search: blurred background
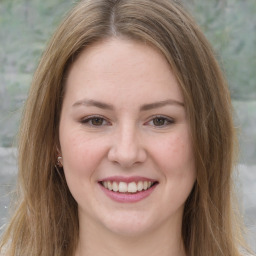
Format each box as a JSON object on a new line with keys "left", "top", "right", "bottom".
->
{"left": 0, "top": 0, "right": 255, "bottom": 251}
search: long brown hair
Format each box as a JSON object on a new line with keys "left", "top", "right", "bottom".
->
{"left": 0, "top": 0, "right": 251, "bottom": 255}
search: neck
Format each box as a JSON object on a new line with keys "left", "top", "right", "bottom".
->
{"left": 75, "top": 214, "right": 186, "bottom": 256}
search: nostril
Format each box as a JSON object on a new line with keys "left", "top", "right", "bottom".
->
{"left": 108, "top": 147, "right": 147, "bottom": 168}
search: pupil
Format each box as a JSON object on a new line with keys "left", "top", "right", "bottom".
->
{"left": 153, "top": 118, "right": 164, "bottom": 126}
{"left": 92, "top": 118, "right": 103, "bottom": 125}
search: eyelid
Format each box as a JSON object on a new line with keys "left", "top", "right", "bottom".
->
{"left": 79, "top": 114, "right": 174, "bottom": 127}
{"left": 80, "top": 115, "right": 111, "bottom": 126}
{"left": 144, "top": 115, "right": 175, "bottom": 127}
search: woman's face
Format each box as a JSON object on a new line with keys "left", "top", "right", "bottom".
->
{"left": 59, "top": 38, "right": 196, "bottom": 236}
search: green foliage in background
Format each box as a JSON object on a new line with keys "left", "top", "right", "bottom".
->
{"left": 0, "top": 0, "right": 74, "bottom": 146}
{"left": 0, "top": 0, "right": 255, "bottom": 164}
{"left": 183, "top": 0, "right": 256, "bottom": 100}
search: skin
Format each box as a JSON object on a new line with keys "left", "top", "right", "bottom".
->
{"left": 59, "top": 38, "right": 196, "bottom": 256}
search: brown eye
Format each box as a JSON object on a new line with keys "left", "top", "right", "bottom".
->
{"left": 81, "top": 116, "right": 109, "bottom": 126}
{"left": 145, "top": 116, "right": 174, "bottom": 128}
{"left": 91, "top": 117, "right": 104, "bottom": 126}
{"left": 153, "top": 117, "right": 166, "bottom": 126}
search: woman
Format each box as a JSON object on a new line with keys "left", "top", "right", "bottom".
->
{"left": 0, "top": 0, "right": 253, "bottom": 255}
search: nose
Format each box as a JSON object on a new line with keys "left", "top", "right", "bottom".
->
{"left": 107, "top": 124, "right": 147, "bottom": 168}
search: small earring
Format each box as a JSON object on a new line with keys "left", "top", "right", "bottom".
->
{"left": 57, "top": 156, "right": 63, "bottom": 167}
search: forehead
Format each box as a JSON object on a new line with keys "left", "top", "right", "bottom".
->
{"left": 64, "top": 38, "right": 184, "bottom": 105}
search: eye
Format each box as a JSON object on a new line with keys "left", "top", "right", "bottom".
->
{"left": 145, "top": 116, "right": 174, "bottom": 127}
{"left": 81, "top": 116, "right": 110, "bottom": 127}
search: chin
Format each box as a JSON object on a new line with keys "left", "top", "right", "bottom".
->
{"left": 99, "top": 211, "right": 155, "bottom": 237}
{"left": 105, "top": 223, "right": 151, "bottom": 237}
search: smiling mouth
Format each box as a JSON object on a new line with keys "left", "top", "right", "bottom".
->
{"left": 99, "top": 181, "right": 158, "bottom": 193}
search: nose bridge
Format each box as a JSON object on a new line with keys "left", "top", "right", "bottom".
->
{"left": 108, "top": 121, "right": 146, "bottom": 167}
{"left": 120, "top": 122, "right": 136, "bottom": 149}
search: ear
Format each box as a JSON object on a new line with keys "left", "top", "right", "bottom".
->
{"left": 56, "top": 147, "right": 62, "bottom": 155}
{"left": 55, "top": 143, "right": 63, "bottom": 167}
{"left": 57, "top": 156, "right": 63, "bottom": 166}
{"left": 55, "top": 138, "right": 62, "bottom": 155}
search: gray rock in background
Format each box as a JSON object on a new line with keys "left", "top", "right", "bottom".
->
{"left": 0, "top": 147, "right": 255, "bottom": 251}
{"left": 238, "top": 164, "right": 256, "bottom": 251}
{"left": 0, "top": 148, "right": 17, "bottom": 232}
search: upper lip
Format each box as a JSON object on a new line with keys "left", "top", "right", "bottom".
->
{"left": 99, "top": 176, "right": 157, "bottom": 183}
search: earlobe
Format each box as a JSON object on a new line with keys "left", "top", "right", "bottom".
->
{"left": 57, "top": 156, "right": 63, "bottom": 167}
{"left": 56, "top": 146, "right": 63, "bottom": 167}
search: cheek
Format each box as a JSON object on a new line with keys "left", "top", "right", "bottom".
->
{"left": 59, "top": 130, "right": 107, "bottom": 178}
{"left": 59, "top": 133, "right": 108, "bottom": 202}
{"left": 153, "top": 131, "right": 194, "bottom": 171}
{"left": 149, "top": 128, "right": 196, "bottom": 193}
{"left": 161, "top": 133, "right": 196, "bottom": 203}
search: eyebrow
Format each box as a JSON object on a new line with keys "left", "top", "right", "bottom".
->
{"left": 72, "top": 99, "right": 114, "bottom": 110}
{"left": 72, "top": 98, "right": 184, "bottom": 110}
{"left": 140, "top": 99, "right": 184, "bottom": 111}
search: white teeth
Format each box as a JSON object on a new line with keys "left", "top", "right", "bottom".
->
{"left": 112, "top": 181, "right": 119, "bottom": 192}
{"left": 143, "top": 181, "right": 148, "bottom": 190}
{"left": 127, "top": 182, "right": 137, "bottom": 193}
{"left": 103, "top": 181, "right": 108, "bottom": 188}
{"left": 137, "top": 181, "right": 143, "bottom": 191}
{"left": 119, "top": 182, "right": 128, "bottom": 192}
{"left": 102, "top": 180, "right": 155, "bottom": 193}
{"left": 107, "top": 181, "right": 112, "bottom": 191}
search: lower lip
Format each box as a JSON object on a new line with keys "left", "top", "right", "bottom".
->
{"left": 99, "top": 183, "right": 157, "bottom": 203}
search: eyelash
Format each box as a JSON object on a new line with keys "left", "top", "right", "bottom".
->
{"left": 80, "top": 115, "right": 111, "bottom": 127}
{"left": 145, "top": 115, "right": 174, "bottom": 127}
{"left": 80, "top": 115, "right": 174, "bottom": 127}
